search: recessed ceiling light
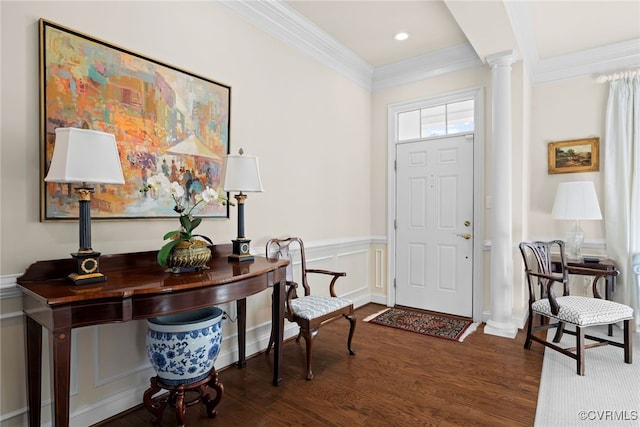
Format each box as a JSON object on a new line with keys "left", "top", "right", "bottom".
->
{"left": 394, "top": 32, "right": 410, "bottom": 41}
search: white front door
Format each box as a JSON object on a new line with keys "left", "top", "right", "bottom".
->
{"left": 395, "top": 134, "right": 474, "bottom": 317}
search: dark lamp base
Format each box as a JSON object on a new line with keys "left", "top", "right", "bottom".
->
{"left": 68, "top": 272, "right": 106, "bottom": 285}
{"left": 69, "top": 251, "right": 106, "bottom": 285}
{"left": 229, "top": 239, "right": 254, "bottom": 262}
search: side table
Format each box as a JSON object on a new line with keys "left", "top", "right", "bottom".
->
{"left": 551, "top": 255, "right": 618, "bottom": 336}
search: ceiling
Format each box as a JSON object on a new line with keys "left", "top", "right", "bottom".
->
{"left": 284, "top": 1, "right": 640, "bottom": 67}
{"left": 222, "top": 1, "right": 640, "bottom": 89}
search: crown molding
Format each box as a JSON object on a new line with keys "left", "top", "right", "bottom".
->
{"left": 532, "top": 38, "right": 640, "bottom": 84}
{"left": 504, "top": 1, "right": 640, "bottom": 85}
{"left": 222, "top": 0, "right": 639, "bottom": 90}
{"left": 220, "top": 0, "right": 374, "bottom": 90}
{"left": 372, "top": 43, "right": 483, "bottom": 91}
{"left": 220, "top": 0, "right": 481, "bottom": 92}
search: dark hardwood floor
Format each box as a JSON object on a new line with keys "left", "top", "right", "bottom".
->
{"left": 96, "top": 303, "right": 543, "bottom": 427}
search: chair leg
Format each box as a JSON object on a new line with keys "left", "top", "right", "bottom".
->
{"left": 552, "top": 321, "right": 565, "bottom": 343}
{"left": 301, "top": 328, "right": 317, "bottom": 381}
{"left": 343, "top": 314, "right": 356, "bottom": 355}
{"left": 624, "top": 319, "right": 632, "bottom": 364}
{"left": 524, "top": 312, "right": 534, "bottom": 350}
{"left": 576, "top": 326, "right": 585, "bottom": 376}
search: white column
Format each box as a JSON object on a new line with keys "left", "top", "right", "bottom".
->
{"left": 484, "top": 51, "right": 518, "bottom": 339}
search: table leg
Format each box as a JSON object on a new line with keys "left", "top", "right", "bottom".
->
{"left": 25, "top": 316, "right": 42, "bottom": 427}
{"left": 272, "top": 279, "right": 285, "bottom": 385}
{"left": 236, "top": 298, "right": 247, "bottom": 368}
{"left": 606, "top": 274, "right": 614, "bottom": 336}
{"left": 51, "top": 328, "right": 72, "bottom": 426}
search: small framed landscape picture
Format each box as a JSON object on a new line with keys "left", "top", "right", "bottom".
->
{"left": 548, "top": 137, "right": 599, "bottom": 174}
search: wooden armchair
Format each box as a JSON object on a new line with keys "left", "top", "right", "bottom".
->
{"left": 265, "top": 237, "right": 356, "bottom": 380}
{"left": 519, "top": 240, "right": 632, "bottom": 375}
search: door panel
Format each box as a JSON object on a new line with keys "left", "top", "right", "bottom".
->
{"left": 395, "top": 135, "right": 473, "bottom": 317}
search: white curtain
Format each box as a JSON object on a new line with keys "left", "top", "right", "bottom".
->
{"left": 604, "top": 75, "right": 640, "bottom": 330}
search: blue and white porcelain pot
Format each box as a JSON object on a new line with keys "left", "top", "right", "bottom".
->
{"left": 146, "top": 307, "right": 223, "bottom": 386}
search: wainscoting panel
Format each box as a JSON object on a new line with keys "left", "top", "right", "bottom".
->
{"left": 0, "top": 239, "right": 556, "bottom": 424}
{"left": 95, "top": 321, "right": 150, "bottom": 387}
{"left": 0, "top": 237, "right": 381, "bottom": 427}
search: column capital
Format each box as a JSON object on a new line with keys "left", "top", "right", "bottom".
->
{"left": 486, "top": 50, "right": 515, "bottom": 68}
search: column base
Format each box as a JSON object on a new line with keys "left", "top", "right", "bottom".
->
{"left": 484, "top": 319, "right": 518, "bottom": 339}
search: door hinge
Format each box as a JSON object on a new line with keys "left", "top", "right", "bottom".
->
{"left": 394, "top": 160, "right": 397, "bottom": 171}
{"left": 394, "top": 219, "right": 397, "bottom": 230}
{"left": 393, "top": 278, "right": 396, "bottom": 288}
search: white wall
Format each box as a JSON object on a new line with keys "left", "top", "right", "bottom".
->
{"left": 0, "top": 1, "right": 617, "bottom": 425}
{"left": 529, "top": 76, "right": 609, "bottom": 250}
{"left": 0, "top": 1, "right": 374, "bottom": 425}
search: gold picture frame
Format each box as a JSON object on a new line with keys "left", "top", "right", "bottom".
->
{"left": 548, "top": 137, "right": 599, "bottom": 174}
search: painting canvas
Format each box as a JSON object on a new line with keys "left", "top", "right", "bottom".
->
{"left": 547, "top": 137, "right": 599, "bottom": 174}
{"left": 40, "top": 19, "right": 231, "bottom": 220}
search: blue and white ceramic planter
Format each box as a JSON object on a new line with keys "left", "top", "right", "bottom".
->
{"left": 146, "top": 307, "right": 223, "bottom": 386}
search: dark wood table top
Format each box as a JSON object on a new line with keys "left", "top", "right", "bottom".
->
{"left": 17, "top": 244, "right": 288, "bottom": 307}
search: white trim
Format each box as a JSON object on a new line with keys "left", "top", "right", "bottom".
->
{"left": 0, "top": 310, "right": 23, "bottom": 320}
{"left": 505, "top": 1, "right": 640, "bottom": 85}
{"left": 219, "top": 0, "right": 373, "bottom": 90}
{"left": 386, "top": 87, "right": 485, "bottom": 322}
{"left": 375, "top": 249, "right": 384, "bottom": 289}
{"left": 223, "top": 0, "right": 639, "bottom": 91}
{"left": 0, "top": 274, "right": 21, "bottom": 299}
{"left": 372, "top": 43, "right": 482, "bottom": 91}
{"left": 503, "top": 0, "right": 538, "bottom": 66}
{"left": 482, "top": 309, "right": 528, "bottom": 330}
{"left": 532, "top": 39, "right": 640, "bottom": 85}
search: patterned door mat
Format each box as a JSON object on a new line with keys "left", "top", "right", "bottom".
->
{"left": 364, "top": 307, "right": 477, "bottom": 342}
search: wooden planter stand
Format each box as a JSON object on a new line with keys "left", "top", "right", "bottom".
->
{"left": 143, "top": 369, "right": 223, "bottom": 426}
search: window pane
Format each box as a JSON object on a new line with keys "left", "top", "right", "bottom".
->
{"left": 446, "top": 100, "right": 474, "bottom": 134}
{"left": 398, "top": 110, "right": 420, "bottom": 141}
{"left": 421, "top": 105, "right": 446, "bottom": 137}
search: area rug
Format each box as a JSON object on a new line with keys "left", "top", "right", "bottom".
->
{"left": 363, "top": 307, "right": 478, "bottom": 342}
{"left": 534, "top": 325, "right": 640, "bottom": 427}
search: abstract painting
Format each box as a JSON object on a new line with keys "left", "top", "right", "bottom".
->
{"left": 40, "top": 19, "right": 231, "bottom": 220}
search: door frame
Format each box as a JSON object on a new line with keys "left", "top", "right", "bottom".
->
{"left": 386, "top": 87, "right": 485, "bottom": 322}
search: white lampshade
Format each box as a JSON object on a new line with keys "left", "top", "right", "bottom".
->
{"left": 222, "top": 149, "right": 264, "bottom": 192}
{"left": 551, "top": 181, "right": 602, "bottom": 220}
{"left": 45, "top": 127, "right": 125, "bottom": 184}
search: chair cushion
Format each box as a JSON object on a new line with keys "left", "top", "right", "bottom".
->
{"left": 532, "top": 295, "right": 633, "bottom": 326}
{"left": 290, "top": 296, "right": 352, "bottom": 320}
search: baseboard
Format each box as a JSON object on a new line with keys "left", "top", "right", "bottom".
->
{"left": 482, "top": 309, "right": 528, "bottom": 330}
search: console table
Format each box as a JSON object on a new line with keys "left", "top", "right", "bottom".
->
{"left": 16, "top": 244, "right": 288, "bottom": 427}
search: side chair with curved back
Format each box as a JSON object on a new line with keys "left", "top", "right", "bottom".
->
{"left": 265, "top": 237, "right": 356, "bottom": 380}
{"left": 519, "top": 240, "right": 633, "bottom": 375}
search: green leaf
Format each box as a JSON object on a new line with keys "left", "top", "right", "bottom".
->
{"left": 190, "top": 216, "right": 202, "bottom": 231}
{"left": 179, "top": 215, "right": 193, "bottom": 233}
{"left": 157, "top": 239, "right": 185, "bottom": 266}
{"left": 162, "top": 230, "right": 184, "bottom": 241}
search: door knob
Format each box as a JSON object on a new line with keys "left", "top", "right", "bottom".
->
{"left": 456, "top": 233, "right": 472, "bottom": 240}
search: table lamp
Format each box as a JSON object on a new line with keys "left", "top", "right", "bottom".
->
{"left": 44, "top": 127, "right": 125, "bottom": 284}
{"left": 222, "top": 148, "right": 264, "bottom": 262}
{"left": 551, "top": 181, "right": 602, "bottom": 260}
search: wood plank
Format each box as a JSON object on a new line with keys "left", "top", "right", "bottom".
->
{"left": 95, "top": 303, "right": 543, "bottom": 426}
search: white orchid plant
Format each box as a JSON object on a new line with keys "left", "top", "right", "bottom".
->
{"left": 141, "top": 173, "right": 232, "bottom": 267}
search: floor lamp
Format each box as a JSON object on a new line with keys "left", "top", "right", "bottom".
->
{"left": 44, "top": 127, "right": 125, "bottom": 284}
